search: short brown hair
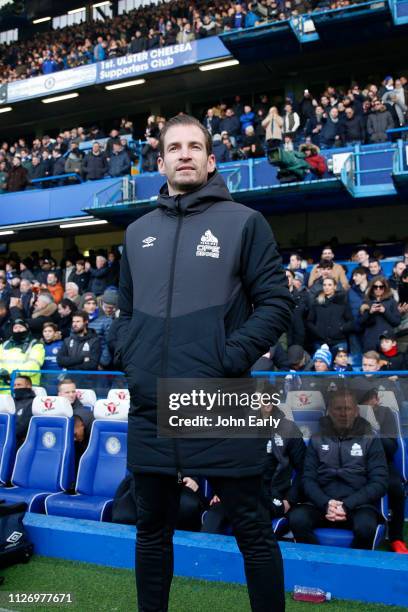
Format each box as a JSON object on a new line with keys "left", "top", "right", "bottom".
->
{"left": 43, "top": 322, "right": 58, "bottom": 332}
{"left": 159, "top": 114, "right": 212, "bottom": 157}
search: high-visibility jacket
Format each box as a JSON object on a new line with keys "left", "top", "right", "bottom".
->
{"left": 0, "top": 336, "right": 45, "bottom": 387}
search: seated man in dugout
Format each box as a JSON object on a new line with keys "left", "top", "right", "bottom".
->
{"left": 289, "top": 388, "right": 388, "bottom": 550}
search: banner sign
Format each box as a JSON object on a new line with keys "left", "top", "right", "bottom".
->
{"left": 7, "top": 63, "right": 97, "bottom": 103}
{"left": 1, "top": 37, "right": 229, "bottom": 104}
{"left": 96, "top": 41, "right": 197, "bottom": 84}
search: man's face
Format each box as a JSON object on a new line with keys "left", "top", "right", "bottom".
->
{"left": 47, "top": 273, "right": 57, "bottom": 286}
{"left": 369, "top": 261, "right": 381, "bottom": 276}
{"left": 380, "top": 338, "right": 395, "bottom": 353}
{"left": 362, "top": 357, "right": 380, "bottom": 372}
{"left": 285, "top": 271, "right": 294, "bottom": 289}
{"left": 72, "top": 316, "right": 86, "bottom": 334}
{"left": 356, "top": 250, "right": 369, "bottom": 265}
{"left": 321, "top": 267, "right": 333, "bottom": 279}
{"left": 58, "top": 303, "right": 70, "bottom": 317}
{"left": 59, "top": 382, "right": 77, "bottom": 404}
{"left": 395, "top": 262, "right": 406, "bottom": 277}
{"left": 157, "top": 124, "right": 215, "bottom": 196}
{"left": 322, "top": 248, "right": 334, "bottom": 261}
{"left": 76, "top": 262, "right": 84, "bottom": 273}
{"left": 96, "top": 256, "right": 106, "bottom": 269}
{"left": 66, "top": 284, "right": 78, "bottom": 298}
{"left": 334, "top": 351, "right": 348, "bottom": 367}
{"left": 346, "top": 108, "right": 354, "bottom": 119}
{"left": 14, "top": 377, "right": 31, "bottom": 389}
{"left": 102, "top": 302, "right": 116, "bottom": 316}
{"left": 352, "top": 272, "right": 366, "bottom": 286}
{"left": 289, "top": 255, "right": 300, "bottom": 269}
{"left": 42, "top": 326, "right": 56, "bottom": 342}
{"left": 328, "top": 396, "right": 358, "bottom": 432}
{"left": 0, "top": 306, "right": 6, "bottom": 318}
{"left": 83, "top": 299, "right": 97, "bottom": 314}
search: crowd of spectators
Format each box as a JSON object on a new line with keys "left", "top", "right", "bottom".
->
{"left": 0, "top": 0, "right": 367, "bottom": 84}
{"left": 0, "top": 241, "right": 407, "bottom": 551}
{"left": 0, "top": 73, "right": 405, "bottom": 192}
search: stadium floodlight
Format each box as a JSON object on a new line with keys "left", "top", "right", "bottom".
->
{"left": 59, "top": 220, "right": 109, "bottom": 229}
{"left": 199, "top": 59, "right": 239, "bottom": 72}
{"left": 93, "top": 1, "right": 110, "bottom": 7}
{"left": 0, "top": 106, "right": 12, "bottom": 114}
{"left": 42, "top": 93, "right": 79, "bottom": 104}
{"left": 0, "top": 230, "right": 14, "bottom": 235}
{"left": 105, "top": 79, "right": 146, "bottom": 91}
{"left": 68, "top": 6, "right": 85, "bottom": 14}
{"left": 32, "top": 16, "right": 51, "bottom": 24}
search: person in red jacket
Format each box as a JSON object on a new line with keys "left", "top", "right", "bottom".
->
{"left": 300, "top": 143, "right": 328, "bottom": 179}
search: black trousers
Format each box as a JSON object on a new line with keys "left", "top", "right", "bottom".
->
{"left": 289, "top": 503, "right": 379, "bottom": 550}
{"left": 388, "top": 465, "right": 406, "bottom": 542}
{"left": 131, "top": 472, "right": 285, "bottom": 612}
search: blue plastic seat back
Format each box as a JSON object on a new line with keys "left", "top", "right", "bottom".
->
{"left": 76, "top": 420, "right": 128, "bottom": 497}
{"left": 12, "top": 416, "right": 74, "bottom": 492}
{"left": 0, "top": 413, "right": 16, "bottom": 484}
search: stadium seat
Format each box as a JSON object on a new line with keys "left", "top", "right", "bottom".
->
{"left": 313, "top": 496, "right": 388, "bottom": 550}
{"left": 107, "top": 388, "right": 130, "bottom": 403}
{"left": 377, "top": 390, "right": 399, "bottom": 413}
{"left": 285, "top": 390, "right": 326, "bottom": 412}
{"left": 32, "top": 386, "right": 47, "bottom": 397}
{"left": 45, "top": 398, "right": 129, "bottom": 521}
{"left": 0, "top": 396, "right": 74, "bottom": 512}
{"left": 75, "top": 389, "right": 97, "bottom": 410}
{"left": 0, "top": 395, "right": 16, "bottom": 485}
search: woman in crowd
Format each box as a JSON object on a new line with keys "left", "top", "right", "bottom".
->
{"left": 359, "top": 276, "right": 401, "bottom": 351}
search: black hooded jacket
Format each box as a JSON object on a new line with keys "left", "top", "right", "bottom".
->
{"left": 303, "top": 415, "right": 388, "bottom": 513}
{"left": 57, "top": 328, "right": 101, "bottom": 370}
{"left": 117, "top": 171, "right": 294, "bottom": 477}
{"left": 307, "top": 292, "right": 355, "bottom": 347}
{"left": 14, "top": 387, "right": 36, "bottom": 446}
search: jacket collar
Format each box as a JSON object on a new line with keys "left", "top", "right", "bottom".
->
{"left": 157, "top": 170, "right": 233, "bottom": 215}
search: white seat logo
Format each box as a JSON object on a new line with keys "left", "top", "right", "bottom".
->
{"left": 42, "top": 431, "right": 56, "bottom": 449}
{"left": 142, "top": 236, "right": 156, "bottom": 248}
{"left": 106, "top": 436, "right": 121, "bottom": 455}
{"left": 196, "top": 229, "right": 220, "bottom": 259}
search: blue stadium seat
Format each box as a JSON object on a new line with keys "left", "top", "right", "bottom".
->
{"left": 0, "top": 396, "right": 74, "bottom": 512}
{"left": 45, "top": 398, "right": 129, "bottom": 521}
{"left": 0, "top": 396, "right": 16, "bottom": 485}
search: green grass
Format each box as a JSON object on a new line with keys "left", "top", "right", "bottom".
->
{"left": 1, "top": 556, "right": 407, "bottom": 612}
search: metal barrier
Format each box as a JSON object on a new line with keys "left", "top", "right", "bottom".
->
{"left": 30, "top": 173, "right": 82, "bottom": 187}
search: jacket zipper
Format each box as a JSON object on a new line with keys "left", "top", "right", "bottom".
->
{"left": 162, "top": 202, "right": 184, "bottom": 484}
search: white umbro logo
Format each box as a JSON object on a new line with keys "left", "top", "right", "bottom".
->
{"left": 6, "top": 531, "right": 23, "bottom": 544}
{"left": 196, "top": 229, "right": 220, "bottom": 259}
{"left": 142, "top": 236, "right": 156, "bottom": 248}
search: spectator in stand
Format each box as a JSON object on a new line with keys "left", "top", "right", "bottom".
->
{"left": 89, "top": 289, "right": 118, "bottom": 368}
{"left": 359, "top": 277, "right": 401, "bottom": 351}
{"left": 7, "top": 157, "right": 28, "bottom": 192}
{"left": 141, "top": 131, "right": 160, "bottom": 173}
{"left": 88, "top": 255, "right": 110, "bottom": 296}
{"left": 0, "top": 318, "right": 44, "bottom": 388}
{"left": 240, "top": 125, "right": 264, "bottom": 158}
{"left": 64, "top": 282, "right": 81, "bottom": 307}
{"left": 68, "top": 259, "right": 90, "bottom": 294}
{"left": 282, "top": 102, "right": 300, "bottom": 141}
{"left": 57, "top": 311, "right": 101, "bottom": 371}
{"left": 0, "top": 300, "right": 13, "bottom": 341}
{"left": 289, "top": 389, "right": 388, "bottom": 550}
{"left": 286, "top": 269, "right": 308, "bottom": 348}
{"left": 239, "top": 104, "right": 255, "bottom": 134}
{"left": 212, "top": 134, "right": 230, "bottom": 163}
{"left": 340, "top": 107, "right": 365, "bottom": 146}
{"left": 348, "top": 266, "right": 369, "bottom": 358}
{"left": 13, "top": 374, "right": 36, "bottom": 447}
{"left": 287, "top": 253, "right": 308, "bottom": 284}
{"left": 382, "top": 79, "right": 407, "bottom": 127}
{"left": 305, "top": 105, "right": 325, "bottom": 147}
{"left": 46, "top": 272, "right": 64, "bottom": 304}
{"left": 378, "top": 330, "right": 407, "bottom": 370}
{"left": 41, "top": 322, "right": 63, "bottom": 371}
{"left": 367, "top": 101, "right": 394, "bottom": 143}
{"left": 106, "top": 251, "right": 120, "bottom": 287}
{"left": 389, "top": 261, "right": 406, "bottom": 291}
{"left": 27, "top": 155, "right": 45, "bottom": 185}
{"left": 0, "top": 160, "right": 8, "bottom": 193}
{"left": 56, "top": 298, "right": 77, "bottom": 339}
{"left": 202, "top": 109, "right": 220, "bottom": 136}
{"left": 308, "top": 246, "right": 349, "bottom": 290}
{"left": 65, "top": 142, "right": 83, "bottom": 178}
{"left": 368, "top": 258, "right": 384, "bottom": 280}
{"left": 310, "top": 343, "right": 332, "bottom": 372}
{"left": 355, "top": 248, "right": 370, "bottom": 270}
{"left": 262, "top": 106, "right": 283, "bottom": 151}
{"left": 219, "top": 108, "right": 241, "bottom": 145}
{"left": 285, "top": 345, "right": 314, "bottom": 372}
{"left": 17, "top": 292, "right": 59, "bottom": 339}
{"left": 108, "top": 141, "right": 131, "bottom": 177}
{"left": 299, "top": 144, "right": 327, "bottom": 180}
{"left": 51, "top": 148, "right": 66, "bottom": 178}
{"left": 83, "top": 142, "right": 108, "bottom": 181}
{"left": 331, "top": 346, "right": 353, "bottom": 372}
{"left": 307, "top": 277, "right": 354, "bottom": 352}
{"left": 80, "top": 292, "right": 99, "bottom": 322}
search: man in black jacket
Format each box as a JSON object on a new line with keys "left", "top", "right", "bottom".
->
{"left": 117, "top": 114, "right": 293, "bottom": 612}
{"left": 289, "top": 389, "right": 388, "bottom": 549}
{"left": 57, "top": 311, "right": 101, "bottom": 371}
{"left": 13, "top": 374, "right": 36, "bottom": 447}
{"left": 83, "top": 142, "right": 108, "bottom": 181}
